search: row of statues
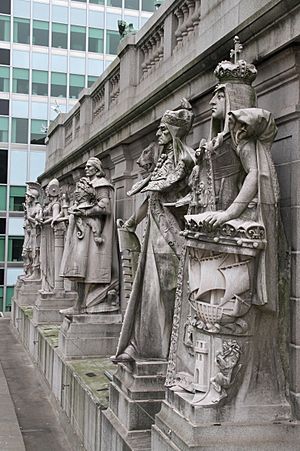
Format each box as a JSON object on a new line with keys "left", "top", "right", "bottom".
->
{"left": 21, "top": 37, "right": 283, "bottom": 409}
{"left": 22, "top": 157, "right": 119, "bottom": 315}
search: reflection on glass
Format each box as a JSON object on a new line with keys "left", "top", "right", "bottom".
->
{"left": 33, "top": 20, "right": 49, "bottom": 46}
{"left": 70, "top": 25, "right": 86, "bottom": 51}
{"left": 106, "top": 30, "right": 120, "bottom": 55}
{"left": 32, "top": 70, "right": 48, "bottom": 96}
{"left": 0, "top": 116, "right": 9, "bottom": 142}
{"left": 0, "top": 66, "right": 10, "bottom": 92}
{"left": 12, "top": 68, "right": 29, "bottom": 94}
{"left": 69, "top": 74, "right": 85, "bottom": 99}
{"left": 51, "top": 72, "right": 67, "bottom": 97}
{"left": 0, "top": 15, "right": 10, "bottom": 41}
{"left": 10, "top": 150, "right": 27, "bottom": 185}
{"left": 13, "top": 17, "right": 30, "bottom": 44}
{"left": 11, "top": 118, "right": 28, "bottom": 144}
{"left": 52, "top": 22, "right": 68, "bottom": 49}
{"left": 88, "top": 28, "right": 104, "bottom": 53}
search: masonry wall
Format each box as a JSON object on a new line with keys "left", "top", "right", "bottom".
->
{"left": 40, "top": 0, "right": 300, "bottom": 419}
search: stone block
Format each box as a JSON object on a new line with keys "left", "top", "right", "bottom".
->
{"left": 291, "top": 207, "right": 300, "bottom": 252}
{"left": 14, "top": 279, "right": 41, "bottom": 307}
{"left": 291, "top": 252, "right": 300, "bottom": 298}
{"left": 152, "top": 400, "right": 300, "bottom": 451}
{"left": 32, "top": 290, "right": 77, "bottom": 325}
{"left": 289, "top": 343, "right": 300, "bottom": 393}
{"left": 290, "top": 297, "right": 300, "bottom": 345}
{"left": 58, "top": 314, "right": 122, "bottom": 358}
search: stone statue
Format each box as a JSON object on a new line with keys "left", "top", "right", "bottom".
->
{"left": 60, "top": 158, "right": 119, "bottom": 315}
{"left": 115, "top": 99, "right": 195, "bottom": 361}
{"left": 118, "top": 20, "right": 136, "bottom": 39}
{"left": 22, "top": 182, "right": 43, "bottom": 280}
{"left": 166, "top": 39, "right": 286, "bottom": 414}
{"left": 38, "top": 178, "right": 62, "bottom": 292}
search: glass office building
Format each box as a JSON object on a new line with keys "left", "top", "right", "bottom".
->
{"left": 0, "top": 0, "right": 153, "bottom": 312}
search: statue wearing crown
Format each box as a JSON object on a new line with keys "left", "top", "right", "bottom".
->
{"left": 115, "top": 99, "right": 195, "bottom": 361}
{"left": 165, "top": 38, "right": 289, "bottom": 417}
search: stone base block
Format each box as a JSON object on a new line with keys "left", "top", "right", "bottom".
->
{"left": 32, "top": 290, "right": 78, "bottom": 325}
{"left": 152, "top": 399, "right": 300, "bottom": 451}
{"left": 14, "top": 278, "right": 41, "bottom": 306}
{"left": 101, "top": 360, "right": 167, "bottom": 450}
{"left": 58, "top": 313, "right": 122, "bottom": 358}
{"left": 102, "top": 408, "right": 151, "bottom": 451}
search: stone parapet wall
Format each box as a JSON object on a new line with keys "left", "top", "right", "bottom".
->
{"left": 38, "top": 0, "right": 300, "bottom": 427}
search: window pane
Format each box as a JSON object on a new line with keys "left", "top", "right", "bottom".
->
{"left": 13, "top": 18, "right": 30, "bottom": 44}
{"left": 70, "top": 25, "right": 86, "bottom": 51}
{"left": 106, "top": 30, "right": 120, "bottom": 55}
{"left": 88, "top": 10, "right": 104, "bottom": 27}
{"left": 12, "top": 50, "right": 29, "bottom": 68}
{"left": 0, "top": 49, "right": 10, "bottom": 66}
{"left": 7, "top": 268, "right": 23, "bottom": 285}
{"left": 125, "top": 0, "right": 139, "bottom": 9}
{"left": 8, "top": 218, "right": 23, "bottom": 235}
{"left": 69, "top": 74, "right": 85, "bottom": 99}
{"left": 142, "top": 0, "right": 154, "bottom": 11}
{"left": 107, "top": 0, "right": 122, "bottom": 7}
{"left": 33, "top": 2, "right": 49, "bottom": 21}
{"left": 9, "top": 186, "right": 25, "bottom": 211}
{"left": 51, "top": 72, "right": 67, "bottom": 97}
{"left": 52, "top": 22, "right": 68, "bottom": 49}
{"left": 12, "top": 68, "right": 29, "bottom": 94}
{"left": 0, "top": 66, "right": 10, "bottom": 92}
{"left": 71, "top": 8, "right": 87, "bottom": 26}
{"left": 88, "top": 75, "right": 98, "bottom": 87}
{"left": 13, "top": 0, "right": 30, "bottom": 18}
{"left": 0, "top": 116, "right": 9, "bottom": 142}
{"left": 11, "top": 118, "right": 28, "bottom": 144}
{"left": 88, "top": 28, "right": 104, "bottom": 53}
{"left": 31, "top": 119, "right": 46, "bottom": 144}
{"left": 32, "top": 52, "right": 48, "bottom": 70}
{"left": 0, "top": 149, "right": 8, "bottom": 183}
{"left": 11, "top": 100, "right": 28, "bottom": 118}
{"left": 106, "top": 13, "right": 121, "bottom": 31}
{"left": 89, "top": 0, "right": 104, "bottom": 4}
{"left": 6, "top": 287, "right": 14, "bottom": 311}
{"left": 0, "top": 237, "right": 4, "bottom": 261}
{"left": 10, "top": 150, "right": 27, "bottom": 185}
{"left": 32, "top": 70, "right": 48, "bottom": 96}
{"left": 52, "top": 55, "right": 68, "bottom": 72}
{"left": 33, "top": 20, "right": 49, "bottom": 46}
{"left": 0, "top": 100, "right": 9, "bottom": 116}
{"left": 29, "top": 152, "right": 45, "bottom": 180}
{"left": 0, "top": 287, "right": 3, "bottom": 311}
{"left": 0, "top": 15, "right": 11, "bottom": 41}
{"left": 31, "top": 101, "right": 48, "bottom": 120}
{"left": 0, "top": 0, "right": 11, "bottom": 15}
{"left": 124, "top": 15, "right": 139, "bottom": 29}
{"left": 8, "top": 237, "right": 24, "bottom": 262}
{"left": 52, "top": 5, "right": 68, "bottom": 23}
{"left": 0, "top": 186, "right": 7, "bottom": 211}
{"left": 0, "top": 218, "right": 6, "bottom": 234}
{"left": 0, "top": 270, "right": 3, "bottom": 286}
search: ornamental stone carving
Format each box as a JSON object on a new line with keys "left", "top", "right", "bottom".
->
{"left": 166, "top": 39, "right": 288, "bottom": 415}
{"left": 21, "top": 182, "right": 43, "bottom": 281}
{"left": 60, "top": 157, "right": 119, "bottom": 315}
{"left": 115, "top": 98, "right": 195, "bottom": 361}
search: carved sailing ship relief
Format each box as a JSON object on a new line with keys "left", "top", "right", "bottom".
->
{"left": 166, "top": 38, "right": 289, "bottom": 416}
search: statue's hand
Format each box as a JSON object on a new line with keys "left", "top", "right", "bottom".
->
{"left": 123, "top": 217, "right": 137, "bottom": 232}
{"left": 203, "top": 211, "right": 230, "bottom": 228}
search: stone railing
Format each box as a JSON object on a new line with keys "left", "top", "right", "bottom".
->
{"left": 109, "top": 69, "right": 120, "bottom": 105}
{"left": 139, "top": 23, "right": 164, "bottom": 80}
{"left": 92, "top": 84, "right": 105, "bottom": 119}
{"left": 45, "top": 0, "right": 291, "bottom": 176}
{"left": 173, "top": 0, "right": 201, "bottom": 51}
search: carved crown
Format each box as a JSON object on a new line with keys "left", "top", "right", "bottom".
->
{"left": 214, "top": 36, "right": 257, "bottom": 85}
{"left": 162, "top": 98, "right": 193, "bottom": 133}
{"left": 214, "top": 59, "right": 257, "bottom": 85}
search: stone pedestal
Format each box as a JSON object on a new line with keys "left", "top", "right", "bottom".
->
{"left": 101, "top": 360, "right": 167, "bottom": 451}
{"left": 58, "top": 313, "right": 122, "bottom": 358}
{"left": 151, "top": 388, "right": 297, "bottom": 451}
{"left": 14, "top": 277, "right": 41, "bottom": 306}
{"left": 32, "top": 290, "right": 78, "bottom": 325}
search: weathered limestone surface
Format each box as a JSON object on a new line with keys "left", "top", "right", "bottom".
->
{"left": 9, "top": 0, "right": 300, "bottom": 449}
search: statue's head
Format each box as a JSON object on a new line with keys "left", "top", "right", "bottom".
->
{"left": 26, "top": 181, "right": 42, "bottom": 204}
{"left": 210, "top": 37, "right": 257, "bottom": 137}
{"left": 157, "top": 98, "right": 194, "bottom": 146}
{"left": 85, "top": 157, "right": 105, "bottom": 179}
{"left": 46, "top": 178, "right": 59, "bottom": 198}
